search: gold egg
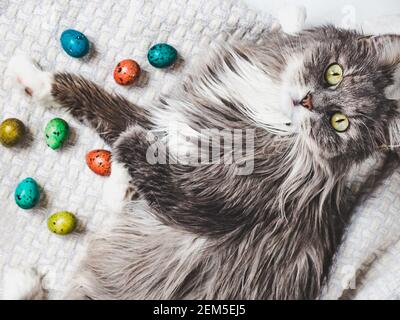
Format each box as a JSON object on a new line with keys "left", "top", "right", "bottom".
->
{"left": 0, "top": 118, "right": 25, "bottom": 147}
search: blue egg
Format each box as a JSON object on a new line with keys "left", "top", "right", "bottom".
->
{"left": 147, "top": 43, "right": 177, "bottom": 68}
{"left": 60, "top": 29, "right": 90, "bottom": 58}
{"left": 15, "top": 177, "right": 40, "bottom": 209}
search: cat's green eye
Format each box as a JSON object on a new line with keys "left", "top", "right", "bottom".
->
{"left": 325, "top": 63, "right": 343, "bottom": 86}
{"left": 331, "top": 112, "right": 349, "bottom": 132}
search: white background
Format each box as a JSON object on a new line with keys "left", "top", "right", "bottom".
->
{"left": 243, "top": 0, "right": 400, "bottom": 26}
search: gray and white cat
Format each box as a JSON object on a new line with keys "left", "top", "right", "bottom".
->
{"left": 4, "top": 26, "right": 400, "bottom": 299}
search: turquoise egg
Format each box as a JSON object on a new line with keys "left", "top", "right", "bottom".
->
{"left": 60, "top": 29, "right": 90, "bottom": 58}
{"left": 15, "top": 177, "right": 40, "bottom": 209}
{"left": 147, "top": 43, "right": 177, "bottom": 68}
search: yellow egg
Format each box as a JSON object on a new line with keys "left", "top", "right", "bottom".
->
{"left": 48, "top": 211, "right": 77, "bottom": 235}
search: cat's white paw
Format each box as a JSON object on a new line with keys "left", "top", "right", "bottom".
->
{"left": 2, "top": 267, "right": 45, "bottom": 300}
{"left": 102, "top": 161, "right": 131, "bottom": 213}
{"left": 6, "top": 53, "right": 54, "bottom": 104}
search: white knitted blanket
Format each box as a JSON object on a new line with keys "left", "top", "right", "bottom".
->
{"left": 0, "top": 0, "right": 399, "bottom": 300}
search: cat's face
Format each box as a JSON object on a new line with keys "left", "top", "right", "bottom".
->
{"left": 279, "top": 28, "right": 400, "bottom": 162}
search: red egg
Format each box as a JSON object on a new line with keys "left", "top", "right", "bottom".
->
{"left": 113, "top": 59, "right": 141, "bottom": 85}
{"left": 86, "top": 149, "right": 112, "bottom": 176}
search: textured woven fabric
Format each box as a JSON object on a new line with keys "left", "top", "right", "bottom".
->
{"left": 0, "top": 0, "right": 273, "bottom": 299}
{"left": 321, "top": 155, "right": 400, "bottom": 299}
{"left": 1, "top": 0, "right": 400, "bottom": 300}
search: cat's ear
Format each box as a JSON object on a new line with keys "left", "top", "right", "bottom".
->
{"left": 359, "top": 34, "right": 400, "bottom": 64}
{"left": 360, "top": 34, "right": 400, "bottom": 101}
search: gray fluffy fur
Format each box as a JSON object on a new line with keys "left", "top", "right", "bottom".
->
{"left": 45, "top": 26, "right": 400, "bottom": 299}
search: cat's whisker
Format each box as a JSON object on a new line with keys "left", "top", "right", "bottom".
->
{"left": 380, "top": 144, "right": 400, "bottom": 149}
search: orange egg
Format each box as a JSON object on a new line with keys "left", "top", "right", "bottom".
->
{"left": 113, "top": 59, "right": 141, "bottom": 85}
{"left": 86, "top": 149, "right": 112, "bottom": 176}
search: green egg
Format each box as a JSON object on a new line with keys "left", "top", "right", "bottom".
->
{"left": 48, "top": 211, "right": 77, "bottom": 235}
{"left": 45, "top": 118, "right": 69, "bottom": 150}
{"left": 0, "top": 118, "right": 25, "bottom": 147}
{"left": 15, "top": 177, "right": 40, "bottom": 209}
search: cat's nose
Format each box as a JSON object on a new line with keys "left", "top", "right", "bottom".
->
{"left": 300, "top": 93, "right": 313, "bottom": 110}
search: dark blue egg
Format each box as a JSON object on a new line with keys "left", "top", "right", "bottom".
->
{"left": 147, "top": 43, "right": 177, "bottom": 68}
{"left": 15, "top": 177, "right": 40, "bottom": 209}
{"left": 60, "top": 29, "right": 90, "bottom": 58}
